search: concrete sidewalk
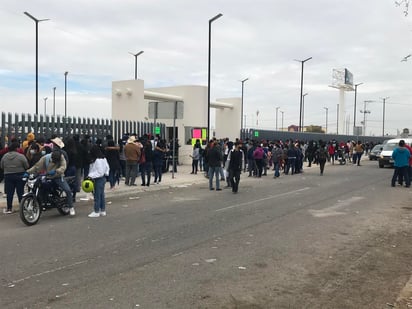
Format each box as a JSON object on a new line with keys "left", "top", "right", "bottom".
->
{"left": 0, "top": 164, "right": 207, "bottom": 210}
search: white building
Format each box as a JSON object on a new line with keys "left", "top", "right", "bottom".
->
{"left": 112, "top": 79, "right": 241, "bottom": 164}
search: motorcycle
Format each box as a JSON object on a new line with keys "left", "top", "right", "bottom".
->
{"left": 337, "top": 147, "right": 347, "bottom": 165}
{"left": 19, "top": 174, "right": 76, "bottom": 226}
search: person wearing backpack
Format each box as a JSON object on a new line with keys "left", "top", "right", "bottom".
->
{"left": 27, "top": 138, "right": 75, "bottom": 216}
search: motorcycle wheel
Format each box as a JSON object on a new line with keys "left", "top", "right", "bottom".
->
{"left": 20, "top": 196, "right": 41, "bottom": 226}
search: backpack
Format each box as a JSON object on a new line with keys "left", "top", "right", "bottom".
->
{"left": 318, "top": 148, "right": 327, "bottom": 160}
{"left": 45, "top": 148, "right": 63, "bottom": 168}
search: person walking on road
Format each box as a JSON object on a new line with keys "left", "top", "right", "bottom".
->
{"left": 0, "top": 141, "right": 29, "bottom": 214}
{"left": 391, "top": 139, "right": 411, "bottom": 188}
{"left": 316, "top": 141, "right": 328, "bottom": 176}
{"left": 227, "top": 141, "right": 243, "bottom": 193}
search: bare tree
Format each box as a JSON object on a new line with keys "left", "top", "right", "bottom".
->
{"left": 395, "top": 0, "right": 410, "bottom": 16}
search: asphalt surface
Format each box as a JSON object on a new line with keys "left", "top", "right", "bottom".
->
{"left": 2, "top": 157, "right": 412, "bottom": 308}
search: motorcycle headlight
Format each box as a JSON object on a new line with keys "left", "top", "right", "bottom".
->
{"left": 27, "top": 179, "right": 36, "bottom": 189}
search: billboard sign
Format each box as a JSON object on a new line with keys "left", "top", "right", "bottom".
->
{"left": 344, "top": 69, "right": 353, "bottom": 86}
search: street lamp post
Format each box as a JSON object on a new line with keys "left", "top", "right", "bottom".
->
{"left": 24, "top": 11, "right": 49, "bottom": 115}
{"left": 129, "top": 51, "right": 144, "bottom": 80}
{"left": 294, "top": 57, "right": 312, "bottom": 132}
{"left": 64, "top": 71, "right": 68, "bottom": 118}
{"left": 280, "top": 110, "right": 284, "bottom": 131}
{"left": 53, "top": 87, "right": 56, "bottom": 117}
{"left": 207, "top": 13, "right": 223, "bottom": 142}
{"left": 323, "top": 107, "right": 328, "bottom": 134}
{"left": 381, "top": 97, "right": 389, "bottom": 136}
{"left": 302, "top": 93, "right": 308, "bottom": 130}
{"left": 43, "top": 97, "right": 48, "bottom": 116}
{"left": 353, "top": 82, "right": 363, "bottom": 135}
{"left": 275, "top": 106, "right": 280, "bottom": 130}
{"left": 360, "top": 100, "right": 372, "bottom": 136}
{"left": 240, "top": 78, "right": 249, "bottom": 132}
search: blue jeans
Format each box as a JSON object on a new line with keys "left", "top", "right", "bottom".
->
{"left": 93, "top": 176, "right": 106, "bottom": 212}
{"left": 273, "top": 161, "right": 280, "bottom": 177}
{"left": 52, "top": 177, "right": 73, "bottom": 209}
{"left": 4, "top": 172, "right": 25, "bottom": 210}
{"left": 208, "top": 166, "right": 220, "bottom": 189}
{"left": 153, "top": 163, "right": 163, "bottom": 183}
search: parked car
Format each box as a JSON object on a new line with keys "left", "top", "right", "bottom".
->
{"left": 378, "top": 138, "right": 412, "bottom": 168}
{"left": 369, "top": 144, "right": 383, "bottom": 160}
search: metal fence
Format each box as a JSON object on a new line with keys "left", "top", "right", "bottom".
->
{"left": 240, "top": 128, "right": 391, "bottom": 145}
{"left": 0, "top": 112, "right": 166, "bottom": 145}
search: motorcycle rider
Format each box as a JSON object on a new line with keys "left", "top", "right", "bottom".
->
{"left": 26, "top": 143, "right": 75, "bottom": 216}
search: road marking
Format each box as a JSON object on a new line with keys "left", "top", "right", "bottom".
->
{"left": 215, "top": 187, "right": 310, "bottom": 212}
{"left": 309, "top": 196, "right": 365, "bottom": 218}
{"left": 4, "top": 259, "right": 89, "bottom": 287}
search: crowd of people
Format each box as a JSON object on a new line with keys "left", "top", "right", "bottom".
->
{"left": 0, "top": 131, "right": 386, "bottom": 216}
{"left": 188, "top": 138, "right": 381, "bottom": 193}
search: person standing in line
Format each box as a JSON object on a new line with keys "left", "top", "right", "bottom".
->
{"left": 105, "top": 140, "right": 121, "bottom": 190}
{"left": 227, "top": 141, "right": 243, "bottom": 193}
{"left": 87, "top": 145, "right": 110, "bottom": 218}
{"left": 271, "top": 143, "right": 283, "bottom": 178}
{"left": 153, "top": 139, "right": 166, "bottom": 184}
{"left": 124, "top": 136, "right": 140, "bottom": 186}
{"left": 253, "top": 144, "right": 265, "bottom": 177}
{"left": 0, "top": 141, "right": 29, "bottom": 214}
{"left": 118, "top": 138, "right": 127, "bottom": 179}
{"left": 316, "top": 141, "right": 328, "bottom": 176}
{"left": 391, "top": 140, "right": 411, "bottom": 188}
{"left": 190, "top": 140, "right": 201, "bottom": 174}
{"left": 206, "top": 140, "right": 222, "bottom": 191}
{"left": 141, "top": 139, "right": 153, "bottom": 187}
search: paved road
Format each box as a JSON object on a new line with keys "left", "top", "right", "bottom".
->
{"left": 1, "top": 158, "right": 412, "bottom": 308}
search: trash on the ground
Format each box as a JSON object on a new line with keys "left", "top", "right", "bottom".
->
{"left": 62, "top": 283, "right": 69, "bottom": 286}
{"left": 107, "top": 201, "right": 112, "bottom": 205}
{"left": 205, "top": 258, "right": 217, "bottom": 263}
{"left": 211, "top": 246, "right": 218, "bottom": 249}
{"left": 8, "top": 284, "right": 15, "bottom": 288}
{"left": 129, "top": 196, "right": 140, "bottom": 200}
{"left": 192, "top": 263, "right": 200, "bottom": 266}
{"left": 238, "top": 266, "right": 247, "bottom": 270}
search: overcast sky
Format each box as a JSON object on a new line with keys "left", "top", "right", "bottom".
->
{"left": 1, "top": 0, "right": 411, "bottom": 136}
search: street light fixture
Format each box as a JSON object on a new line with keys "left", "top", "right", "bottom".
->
{"left": 381, "top": 97, "right": 389, "bottom": 136}
{"left": 24, "top": 11, "right": 50, "bottom": 115}
{"left": 323, "top": 107, "right": 328, "bottom": 134}
{"left": 53, "top": 87, "right": 56, "bottom": 117}
{"left": 360, "top": 100, "right": 373, "bottom": 136}
{"left": 43, "top": 97, "right": 48, "bottom": 116}
{"left": 64, "top": 71, "right": 68, "bottom": 118}
{"left": 353, "top": 82, "right": 363, "bottom": 135}
{"left": 207, "top": 13, "right": 223, "bottom": 142}
{"left": 129, "top": 51, "right": 144, "bottom": 80}
{"left": 294, "top": 57, "right": 312, "bottom": 132}
{"left": 275, "top": 106, "right": 280, "bottom": 130}
{"left": 240, "top": 78, "right": 249, "bottom": 133}
{"left": 302, "top": 93, "right": 308, "bottom": 130}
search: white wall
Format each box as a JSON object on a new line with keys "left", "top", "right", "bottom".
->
{"left": 215, "top": 97, "right": 241, "bottom": 140}
{"left": 112, "top": 80, "right": 145, "bottom": 121}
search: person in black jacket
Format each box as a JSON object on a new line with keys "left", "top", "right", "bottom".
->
{"left": 206, "top": 140, "right": 222, "bottom": 191}
{"left": 141, "top": 139, "right": 153, "bottom": 186}
{"left": 228, "top": 141, "right": 243, "bottom": 193}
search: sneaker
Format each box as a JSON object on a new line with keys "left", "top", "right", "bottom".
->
{"left": 3, "top": 209, "right": 12, "bottom": 214}
{"left": 88, "top": 211, "right": 100, "bottom": 218}
{"left": 69, "top": 208, "right": 76, "bottom": 216}
{"left": 100, "top": 211, "right": 107, "bottom": 217}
